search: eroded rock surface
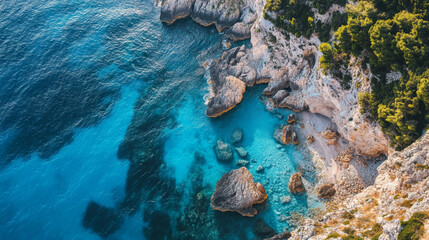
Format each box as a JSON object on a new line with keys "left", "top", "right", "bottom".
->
{"left": 317, "top": 184, "right": 336, "bottom": 199}
{"left": 211, "top": 167, "right": 267, "bottom": 217}
{"left": 288, "top": 173, "right": 305, "bottom": 195}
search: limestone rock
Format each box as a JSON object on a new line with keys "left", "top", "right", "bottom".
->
{"left": 214, "top": 140, "right": 233, "bottom": 163}
{"left": 211, "top": 167, "right": 267, "bottom": 217}
{"left": 256, "top": 165, "right": 264, "bottom": 173}
{"left": 253, "top": 219, "right": 277, "bottom": 238}
{"left": 321, "top": 128, "right": 339, "bottom": 145}
{"left": 160, "top": 0, "right": 194, "bottom": 24}
{"left": 225, "top": 22, "right": 251, "bottom": 41}
{"left": 280, "top": 125, "right": 298, "bottom": 145}
{"left": 281, "top": 196, "right": 291, "bottom": 204}
{"left": 288, "top": 173, "right": 305, "bottom": 194}
{"left": 317, "top": 184, "right": 336, "bottom": 199}
{"left": 272, "top": 90, "right": 289, "bottom": 105}
{"left": 235, "top": 147, "right": 248, "bottom": 158}
{"left": 335, "top": 147, "right": 355, "bottom": 168}
{"left": 287, "top": 114, "right": 296, "bottom": 124}
{"left": 206, "top": 46, "right": 259, "bottom": 117}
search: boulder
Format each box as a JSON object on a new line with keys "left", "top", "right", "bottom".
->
{"left": 321, "top": 128, "right": 339, "bottom": 145}
{"left": 253, "top": 219, "right": 277, "bottom": 238}
{"left": 214, "top": 140, "right": 234, "bottom": 163}
{"left": 235, "top": 147, "right": 248, "bottom": 158}
{"left": 206, "top": 75, "right": 246, "bottom": 117}
{"left": 160, "top": 0, "right": 195, "bottom": 24}
{"left": 281, "top": 196, "right": 291, "bottom": 204}
{"left": 280, "top": 125, "right": 298, "bottom": 145}
{"left": 335, "top": 147, "right": 355, "bottom": 168}
{"left": 317, "top": 184, "right": 336, "bottom": 199}
{"left": 237, "top": 159, "right": 249, "bottom": 167}
{"left": 288, "top": 173, "right": 306, "bottom": 195}
{"left": 287, "top": 114, "right": 296, "bottom": 124}
{"left": 211, "top": 167, "right": 267, "bottom": 217}
{"left": 256, "top": 165, "right": 265, "bottom": 173}
{"left": 232, "top": 129, "right": 243, "bottom": 143}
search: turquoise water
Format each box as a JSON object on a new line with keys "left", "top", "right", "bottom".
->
{"left": 0, "top": 0, "right": 321, "bottom": 239}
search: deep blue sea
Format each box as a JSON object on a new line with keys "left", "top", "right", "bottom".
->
{"left": 0, "top": 1, "right": 321, "bottom": 239}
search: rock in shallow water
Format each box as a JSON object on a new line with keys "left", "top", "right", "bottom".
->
{"left": 235, "top": 146, "right": 248, "bottom": 158}
{"left": 211, "top": 167, "right": 267, "bottom": 217}
{"left": 237, "top": 159, "right": 249, "bottom": 166}
{"left": 214, "top": 139, "right": 234, "bottom": 163}
{"left": 288, "top": 173, "right": 305, "bottom": 195}
{"left": 231, "top": 129, "right": 243, "bottom": 143}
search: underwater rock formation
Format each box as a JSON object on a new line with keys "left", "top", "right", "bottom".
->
{"left": 211, "top": 167, "right": 267, "bottom": 217}
{"left": 82, "top": 201, "right": 122, "bottom": 238}
{"left": 317, "top": 184, "right": 336, "bottom": 199}
{"left": 253, "top": 219, "right": 278, "bottom": 238}
{"left": 235, "top": 147, "right": 248, "bottom": 158}
{"left": 288, "top": 173, "right": 305, "bottom": 195}
{"left": 214, "top": 139, "right": 234, "bottom": 163}
{"left": 231, "top": 129, "right": 243, "bottom": 143}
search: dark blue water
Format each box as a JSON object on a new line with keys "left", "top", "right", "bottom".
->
{"left": 0, "top": 1, "right": 321, "bottom": 239}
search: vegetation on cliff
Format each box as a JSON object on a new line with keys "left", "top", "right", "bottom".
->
{"left": 265, "top": 0, "right": 429, "bottom": 150}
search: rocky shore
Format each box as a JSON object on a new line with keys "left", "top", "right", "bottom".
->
{"left": 158, "top": 0, "right": 428, "bottom": 238}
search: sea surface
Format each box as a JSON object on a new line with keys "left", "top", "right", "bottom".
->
{"left": 0, "top": 0, "right": 321, "bottom": 239}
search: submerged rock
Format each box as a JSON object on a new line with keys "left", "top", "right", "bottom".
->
{"left": 265, "top": 232, "right": 292, "bottom": 240}
{"left": 280, "top": 196, "right": 291, "bottom": 204}
{"left": 288, "top": 173, "right": 305, "bottom": 195}
{"left": 214, "top": 140, "right": 234, "bottom": 163}
{"left": 82, "top": 201, "right": 122, "bottom": 238}
{"left": 256, "top": 165, "right": 265, "bottom": 173}
{"left": 317, "top": 184, "right": 336, "bottom": 199}
{"left": 235, "top": 146, "right": 248, "bottom": 158}
{"left": 253, "top": 219, "right": 278, "bottom": 238}
{"left": 211, "top": 167, "right": 267, "bottom": 217}
{"left": 237, "top": 159, "right": 249, "bottom": 166}
{"left": 232, "top": 129, "right": 243, "bottom": 143}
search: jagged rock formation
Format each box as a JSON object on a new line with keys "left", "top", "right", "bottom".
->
{"left": 288, "top": 173, "right": 306, "bottom": 195}
{"left": 290, "top": 133, "right": 429, "bottom": 239}
{"left": 211, "top": 167, "right": 267, "bottom": 217}
{"left": 253, "top": 219, "right": 278, "bottom": 238}
{"left": 160, "top": 0, "right": 257, "bottom": 40}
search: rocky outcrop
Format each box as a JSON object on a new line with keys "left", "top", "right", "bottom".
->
{"left": 280, "top": 125, "right": 298, "bottom": 145}
{"left": 211, "top": 167, "right": 267, "bottom": 217}
{"left": 291, "top": 133, "right": 429, "bottom": 239}
{"left": 214, "top": 139, "right": 234, "bottom": 163}
{"left": 287, "top": 114, "right": 296, "bottom": 124}
{"left": 160, "top": 0, "right": 256, "bottom": 39}
{"left": 206, "top": 46, "right": 262, "bottom": 117}
{"left": 288, "top": 173, "right": 306, "bottom": 195}
{"left": 335, "top": 147, "right": 355, "bottom": 168}
{"left": 317, "top": 184, "right": 336, "bottom": 199}
{"left": 321, "top": 128, "right": 339, "bottom": 145}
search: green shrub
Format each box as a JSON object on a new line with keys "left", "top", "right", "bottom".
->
{"left": 326, "top": 232, "right": 341, "bottom": 239}
{"left": 398, "top": 212, "right": 427, "bottom": 240}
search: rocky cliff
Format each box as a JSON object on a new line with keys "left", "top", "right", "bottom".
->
{"left": 289, "top": 132, "right": 429, "bottom": 240}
